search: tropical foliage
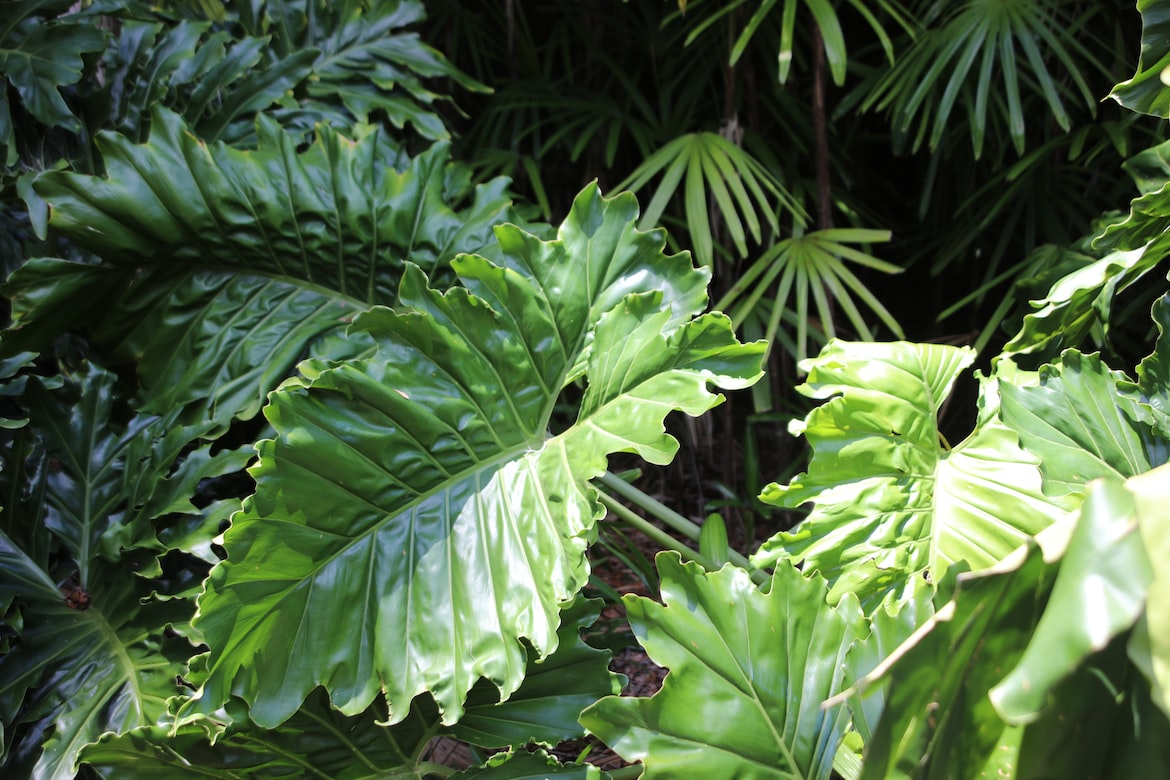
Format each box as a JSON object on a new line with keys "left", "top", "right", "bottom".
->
{"left": 1, "top": 0, "right": 1170, "bottom": 778}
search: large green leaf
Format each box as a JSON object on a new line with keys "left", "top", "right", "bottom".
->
{"left": 0, "top": 362, "right": 249, "bottom": 777}
{"left": 81, "top": 597, "right": 621, "bottom": 778}
{"left": 990, "top": 473, "right": 1159, "bottom": 725}
{"left": 1123, "top": 294, "right": 1170, "bottom": 440}
{"left": 186, "top": 185, "right": 764, "bottom": 728}
{"left": 239, "top": 0, "right": 485, "bottom": 141}
{"left": 580, "top": 553, "right": 867, "bottom": 780}
{"left": 1000, "top": 350, "right": 1164, "bottom": 498}
{"left": 11, "top": 107, "right": 515, "bottom": 426}
{"left": 20, "top": 364, "right": 251, "bottom": 578}
{"left": 1001, "top": 246, "right": 1167, "bottom": 363}
{"left": 451, "top": 750, "right": 611, "bottom": 779}
{"left": 0, "top": 0, "right": 107, "bottom": 165}
{"left": 753, "top": 340, "right": 1070, "bottom": 607}
{"left": 1127, "top": 464, "right": 1170, "bottom": 722}
{"left": 0, "top": 543, "right": 195, "bottom": 780}
{"left": 857, "top": 470, "right": 1170, "bottom": 780}
{"left": 1110, "top": 0, "right": 1170, "bottom": 118}
{"left": 98, "top": 18, "right": 319, "bottom": 145}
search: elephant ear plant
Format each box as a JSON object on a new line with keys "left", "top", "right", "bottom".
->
{"left": 183, "top": 182, "right": 765, "bottom": 730}
{"left": 0, "top": 165, "right": 765, "bottom": 776}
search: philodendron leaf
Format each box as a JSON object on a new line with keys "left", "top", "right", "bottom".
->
{"left": 16, "top": 107, "right": 515, "bottom": 426}
{"left": 753, "top": 340, "right": 1069, "bottom": 607}
{"left": 451, "top": 596, "right": 623, "bottom": 749}
{"left": 1001, "top": 245, "right": 1166, "bottom": 363}
{"left": 452, "top": 750, "right": 610, "bottom": 778}
{"left": 855, "top": 542, "right": 1058, "bottom": 780}
{"left": 858, "top": 469, "right": 1170, "bottom": 780}
{"left": 1128, "top": 464, "right": 1170, "bottom": 721}
{"left": 1110, "top": 0, "right": 1170, "bottom": 117}
{"left": 21, "top": 364, "right": 251, "bottom": 577}
{"left": 1000, "top": 349, "right": 1164, "bottom": 498}
{"left": 1122, "top": 294, "right": 1170, "bottom": 441}
{"left": 0, "top": 543, "right": 195, "bottom": 780}
{"left": 990, "top": 472, "right": 1159, "bottom": 725}
{"left": 0, "top": 362, "right": 248, "bottom": 777}
{"left": 187, "top": 184, "right": 764, "bottom": 727}
{"left": 0, "top": 2, "right": 107, "bottom": 165}
{"left": 82, "top": 597, "right": 621, "bottom": 778}
{"left": 580, "top": 553, "right": 867, "bottom": 780}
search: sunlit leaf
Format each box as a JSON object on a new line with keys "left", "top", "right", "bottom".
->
{"left": 581, "top": 553, "right": 866, "bottom": 780}
{"left": 186, "top": 184, "right": 764, "bottom": 727}
{"left": 754, "top": 340, "right": 1070, "bottom": 608}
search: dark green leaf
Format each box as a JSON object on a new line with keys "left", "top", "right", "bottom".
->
{"left": 81, "top": 598, "right": 620, "bottom": 777}
{"left": 20, "top": 108, "right": 516, "bottom": 426}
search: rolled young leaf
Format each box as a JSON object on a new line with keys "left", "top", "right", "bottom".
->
{"left": 187, "top": 184, "right": 765, "bottom": 727}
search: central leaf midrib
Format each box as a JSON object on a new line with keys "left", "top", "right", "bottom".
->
{"left": 255, "top": 439, "right": 544, "bottom": 607}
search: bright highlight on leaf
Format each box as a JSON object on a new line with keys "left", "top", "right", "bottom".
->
{"left": 581, "top": 553, "right": 867, "bottom": 780}
{"left": 187, "top": 184, "right": 765, "bottom": 728}
{"left": 754, "top": 340, "right": 1071, "bottom": 607}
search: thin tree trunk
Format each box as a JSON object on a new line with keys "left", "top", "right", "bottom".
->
{"left": 812, "top": 25, "right": 833, "bottom": 231}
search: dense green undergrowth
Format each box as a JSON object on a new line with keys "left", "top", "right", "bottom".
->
{"left": 1, "top": 1, "right": 1169, "bottom": 778}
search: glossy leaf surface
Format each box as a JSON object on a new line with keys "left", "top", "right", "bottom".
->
{"left": 581, "top": 554, "right": 866, "bottom": 780}
{"left": 188, "top": 185, "right": 764, "bottom": 727}
{"left": 1110, "top": 0, "right": 1170, "bottom": 117}
{"left": 0, "top": 363, "right": 244, "bottom": 779}
{"left": 81, "top": 598, "right": 620, "bottom": 777}
{"left": 1000, "top": 350, "right": 1163, "bottom": 498}
{"left": 753, "top": 340, "right": 1068, "bottom": 607}
{"left": 859, "top": 469, "right": 1170, "bottom": 780}
{"left": 991, "top": 471, "right": 1161, "bottom": 724}
{"left": 16, "top": 108, "right": 514, "bottom": 425}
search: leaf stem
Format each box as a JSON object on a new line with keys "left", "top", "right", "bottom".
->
{"left": 597, "top": 472, "right": 766, "bottom": 583}
{"left": 595, "top": 477, "right": 768, "bottom": 586}
{"left": 598, "top": 472, "right": 701, "bottom": 543}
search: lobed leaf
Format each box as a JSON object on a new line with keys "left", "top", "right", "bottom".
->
{"left": 16, "top": 108, "right": 515, "bottom": 427}
{"left": 753, "top": 340, "right": 1069, "bottom": 607}
{"left": 0, "top": 3, "right": 107, "bottom": 165}
{"left": 187, "top": 184, "right": 764, "bottom": 728}
{"left": 1001, "top": 246, "right": 1167, "bottom": 363}
{"left": 1000, "top": 350, "right": 1164, "bottom": 498}
{"left": 581, "top": 553, "right": 867, "bottom": 780}
{"left": 0, "top": 362, "right": 248, "bottom": 777}
{"left": 0, "top": 541, "right": 196, "bottom": 780}
{"left": 858, "top": 468, "right": 1170, "bottom": 780}
{"left": 81, "top": 597, "right": 621, "bottom": 777}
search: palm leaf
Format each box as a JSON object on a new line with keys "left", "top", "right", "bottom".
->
{"left": 617, "top": 132, "right": 802, "bottom": 267}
